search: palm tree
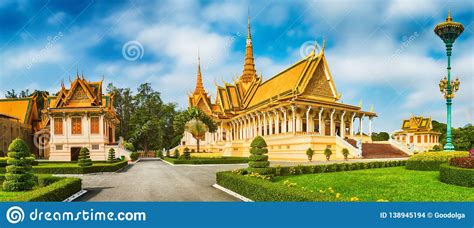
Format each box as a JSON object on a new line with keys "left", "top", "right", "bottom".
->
{"left": 185, "top": 118, "right": 208, "bottom": 153}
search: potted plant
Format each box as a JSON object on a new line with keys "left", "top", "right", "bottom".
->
{"left": 342, "top": 148, "right": 349, "bottom": 161}
{"left": 324, "top": 148, "right": 332, "bottom": 161}
{"left": 306, "top": 148, "right": 314, "bottom": 162}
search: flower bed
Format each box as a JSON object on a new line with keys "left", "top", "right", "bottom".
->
{"left": 164, "top": 156, "right": 248, "bottom": 164}
{"left": 405, "top": 152, "right": 468, "bottom": 171}
{"left": 439, "top": 163, "right": 473, "bottom": 187}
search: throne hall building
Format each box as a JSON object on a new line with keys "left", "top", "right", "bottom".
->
{"left": 179, "top": 18, "right": 407, "bottom": 161}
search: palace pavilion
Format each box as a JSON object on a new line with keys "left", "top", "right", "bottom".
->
{"left": 393, "top": 115, "right": 440, "bottom": 152}
{"left": 179, "top": 17, "right": 407, "bottom": 161}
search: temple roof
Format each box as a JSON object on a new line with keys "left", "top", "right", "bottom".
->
{"left": 401, "top": 115, "right": 434, "bottom": 131}
{"left": 0, "top": 96, "right": 39, "bottom": 125}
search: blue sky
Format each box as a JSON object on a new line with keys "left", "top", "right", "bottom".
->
{"left": 0, "top": 0, "right": 472, "bottom": 133}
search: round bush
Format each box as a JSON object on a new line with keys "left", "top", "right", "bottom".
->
{"left": 108, "top": 148, "right": 115, "bottom": 163}
{"left": 250, "top": 136, "right": 267, "bottom": 148}
{"left": 439, "top": 163, "right": 474, "bottom": 187}
{"left": 406, "top": 152, "right": 469, "bottom": 171}
{"left": 249, "top": 154, "right": 268, "bottom": 161}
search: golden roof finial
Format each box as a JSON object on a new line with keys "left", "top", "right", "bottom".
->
{"left": 446, "top": 10, "right": 452, "bottom": 22}
{"left": 240, "top": 8, "right": 257, "bottom": 84}
{"left": 321, "top": 39, "right": 326, "bottom": 53}
{"left": 193, "top": 49, "right": 206, "bottom": 96}
{"left": 247, "top": 7, "right": 251, "bottom": 40}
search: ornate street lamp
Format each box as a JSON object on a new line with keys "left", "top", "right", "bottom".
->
{"left": 434, "top": 11, "right": 464, "bottom": 151}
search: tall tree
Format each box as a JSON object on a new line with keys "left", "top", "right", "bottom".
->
{"left": 173, "top": 107, "right": 217, "bottom": 142}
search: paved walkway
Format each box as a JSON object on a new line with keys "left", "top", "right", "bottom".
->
{"left": 75, "top": 160, "right": 246, "bottom": 202}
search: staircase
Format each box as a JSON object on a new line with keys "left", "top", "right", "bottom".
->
{"left": 345, "top": 139, "right": 408, "bottom": 159}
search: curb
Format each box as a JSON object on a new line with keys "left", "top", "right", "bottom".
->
{"left": 63, "top": 189, "right": 88, "bottom": 202}
{"left": 212, "top": 184, "right": 253, "bottom": 202}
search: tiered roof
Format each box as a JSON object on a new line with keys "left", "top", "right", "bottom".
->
{"left": 189, "top": 18, "right": 376, "bottom": 119}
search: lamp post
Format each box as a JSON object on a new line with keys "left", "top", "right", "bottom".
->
{"left": 434, "top": 11, "right": 464, "bottom": 151}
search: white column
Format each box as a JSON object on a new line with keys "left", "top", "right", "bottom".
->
{"left": 280, "top": 108, "right": 287, "bottom": 133}
{"left": 291, "top": 105, "right": 296, "bottom": 133}
{"left": 350, "top": 113, "right": 356, "bottom": 137}
{"left": 368, "top": 116, "right": 373, "bottom": 137}
{"left": 263, "top": 112, "right": 267, "bottom": 136}
{"left": 330, "top": 109, "right": 335, "bottom": 136}
{"left": 306, "top": 106, "right": 311, "bottom": 133}
{"left": 318, "top": 108, "right": 324, "bottom": 135}
{"left": 340, "top": 111, "right": 346, "bottom": 138}
{"left": 251, "top": 114, "right": 256, "bottom": 138}
{"left": 359, "top": 115, "right": 365, "bottom": 137}
{"left": 268, "top": 112, "right": 273, "bottom": 135}
{"left": 220, "top": 122, "right": 224, "bottom": 141}
{"left": 257, "top": 113, "right": 262, "bottom": 136}
{"left": 273, "top": 110, "right": 280, "bottom": 134}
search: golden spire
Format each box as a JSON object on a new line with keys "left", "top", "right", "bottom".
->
{"left": 240, "top": 10, "right": 257, "bottom": 83}
{"left": 193, "top": 51, "right": 206, "bottom": 95}
{"left": 446, "top": 10, "right": 452, "bottom": 22}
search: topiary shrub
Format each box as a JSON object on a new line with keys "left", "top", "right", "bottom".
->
{"left": 78, "top": 147, "right": 92, "bottom": 167}
{"left": 174, "top": 149, "right": 180, "bottom": 158}
{"left": 2, "top": 138, "right": 35, "bottom": 192}
{"left": 342, "top": 148, "right": 349, "bottom": 161}
{"left": 191, "top": 149, "right": 196, "bottom": 153}
{"left": 156, "top": 150, "right": 163, "bottom": 158}
{"left": 248, "top": 136, "right": 272, "bottom": 174}
{"left": 107, "top": 148, "right": 115, "bottom": 163}
{"left": 324, "top": 148, "right": 332, "bottom": 161}
{"left": 306, "top": 148, "right": 314, "bottom": 162}
{"left": 406, "top": 152, "right": 468, "bottom": 171}
{"left": 130, "top": 152, "right": 139, "bottom": 161}
{"left": 183, "top": 147, "right": 191, "bottom": 159}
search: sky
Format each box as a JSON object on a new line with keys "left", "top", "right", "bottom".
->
{"left": 0, "top": 0, "right": 472, "bottom": 133}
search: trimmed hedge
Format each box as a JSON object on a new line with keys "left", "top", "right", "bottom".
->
{"left": 30, "top": 161, "right": 128, "bottom": 174}
{"left": 2, "top": 177, "right": 82, "bottom": 202}
{"left": 273, "top": 160, "right": 406, "bottom": 176}
{"left": 439, "top": 163, "right": 474, "bottom": 187}
{"left": 406, "top": 152, "right": 469, "bottom": 171}
{"left": 216, "top": 171, "right": 335, "bottom": 201}
{"left": 164, "top": 157, "right": 248, "bottom": 164}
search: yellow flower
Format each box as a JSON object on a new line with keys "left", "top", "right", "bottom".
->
{"left": 336, "top": 193, "right": 341, "bottom": 198}
{"left": 350, "top": 196, "right": 359, "bottom": 201}
{"left": 377, "top": 199, "right": 389, "bottom": 202}
{"left": 319, "top": 189, "right": 324, "bottom": 193}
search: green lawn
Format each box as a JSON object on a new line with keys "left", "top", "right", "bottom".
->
{"left": 274, "top": 167, "right": 474, "bottom": 202}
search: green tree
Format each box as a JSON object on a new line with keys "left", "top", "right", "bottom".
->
{"left": 108, "top": 148, "right": 115, "bottom": 163}
{"left": 2, "top": 138, "right": 35, "bottom": 191}
{"left": 107, "top": 84, "right": 135, "bottom": 141}
{"left": 185, "top": 119, "right": 208, "bottom": 153}
{"left": 78, "top": 147, "right": 92, "bottom": 167}
{"left": 248, "top": 136, "right": 270, "bottom": 174}
{"left": 371, "top": 132, "right": 390, "bottom": 141}
{"left": 324, "top": 148, "right": 332, "bottom": 161}
{"left": 173, "top": 107, "right": 216, "bottom": 142}
{"left": 306, "top": 148, "right": 314, "bottom": 162}
{"left": 124, "top": 142, "right": 135, "bottom": 152}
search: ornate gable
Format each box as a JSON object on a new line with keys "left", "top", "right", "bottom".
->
{"left": 299, "top": 55, "right": 338, "bottom": 101}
